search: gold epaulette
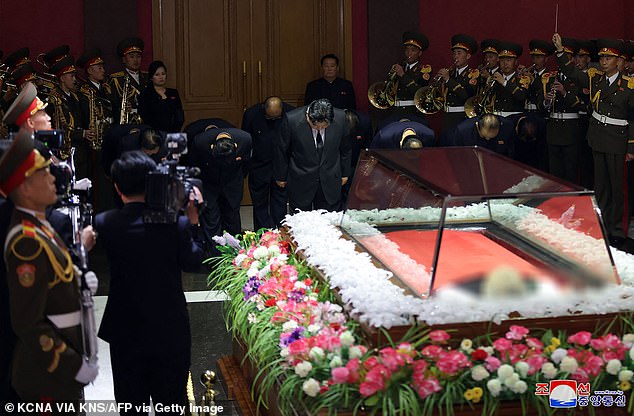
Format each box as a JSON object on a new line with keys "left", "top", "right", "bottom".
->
{"left": 420, "top": 64, "right": 432, "bottom": 74}
{"left": 109, "top": 71, "right": 125, "bottom": 78}
{"left": 623, "top": 75, "right": 634, "bottom": 89}
{"left": 519, "top": 75, "right": 530, "bottom": 89}
{"left": 79, "top": 84, "right": 91, "bottom": 95}
{"left": 468, "top": 68, "right": 480, "bottom": 79}
{"left": 9, "top": 220, "right": 43, "bottom": 261}
{"left": 587, "top": 67, "right": 603, "bottom": 79}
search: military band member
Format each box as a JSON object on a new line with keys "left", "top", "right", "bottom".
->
{"left": 554, "top": 34, "right": 634, "bottom": 245}
{"left": 4, "top": 48, "right": 30, "bottom": 73}
{"left": 109, "top": 37, "right": 146, "bottom": 125}
{"left": 478, "top": 39, "right": 500, "bottom": 90}
{"left": 3, "top": 82, "right": 51, "bottom": 134}
{"left": 491, "top": 41, "right": 530, "bottom": 119}
{"left": 525, "top": 39, "right": 555, "bottom": 113}
{"left": 538, "top": 38, "right": 584, "bottom": 183}
{"left": 47, "top": 56, "right": 91, "bottom": 180}
{"left": 573, "top": 39, "right": 596, "bottom": 188}
{"left": 392, "top": 31, "right": 432, "bottom": 116}
{"left": 438, "top": 34, "right": 479, "bottom": 134}
{"left": 0, "top": 132, "right": 98, "bottom": 404}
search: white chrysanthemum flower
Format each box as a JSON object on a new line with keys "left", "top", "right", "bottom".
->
{"left": 309, "top": 347, "right": 325, "bottom": 361}
{"left": 348, "top": 346, "right": 363, "bottom": 359}
{"left": 497, "top": 364, "right": 514, "bottom": 380}
{"left": 541, "top": 362, "right": 558, "bottom": 379}
{"left": 503, "top": 373, "right": 520, "bottom": 389}
{"left": 268, "top": 245, "right": 281, "bottom": 256}
{"left": 460, "top": 339, "right": 473, "bottom": 352}
{"left": 234, "top": 254, "right": 247, "bottom": 265}
{"left": 560, "top": 356, "right": 578, "bottom": 374}
{"left": 486, "top": 378, "right": 502, "bottom": 397}
{"left": 253, "top": 246, "right": 269, "bottom": 260}
{"left": 515, "top": 361, "right": 529, "bottom": 378}
{"left": 329, "top": 355, "right": 343, "bottom": 368}
{"left": 606, "top": 359, "right": 622, "bottom": 375}
{"left": 247, "top": 313, "right": 257, "bottom": 324}
{"left": 246, "top": 267, "right": 258, "bottom": 278}
{"left": 280, "top": 347, "right": 289, "bottom": 358}
{"left": 340, "top": 331, "right": 355, "bottom": 347}
{"left": 294, "top": 361, "right": 312, "bottom": 377}
{"left": 623, "top": 334, "right": 634, "bottom": 348}
{"left": 307, "top": 324, "right": 321, "bottom": 334}
{"left": 629, "top": 347, "right": 634, "bottom": 361}
{"left": 483, "top": 346, "right": 495, "bottom": 356}
{"left": 618, "top": 370, "right": 633, "bottom": 382}
{"left": 282, "top": 320, "right": 298, "bottom": 332}
{"left": 511, "top": 380, "right": 528, "bottom": 394}
{"left": 302, "top": 378, "right": 320, "bottom": 397}
{"left": 551, "top": 348, "right": 568, "bottom": 364}
{"left": 471, "top": 365, "right": 490, "bottom": 381}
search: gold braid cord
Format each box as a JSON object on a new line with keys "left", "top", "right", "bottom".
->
{"left": 10, "top": 233, "right": 74, "bottom": 289}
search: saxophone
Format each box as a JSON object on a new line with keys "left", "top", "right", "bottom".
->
{"left": 49, "top": 89, "right": 73, "bottom": 160}
{"left": 87, "top": 88, "right": 109, "bottom": 150}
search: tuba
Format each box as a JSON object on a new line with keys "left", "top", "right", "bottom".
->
{"left": 414, "top": 65, "right": 454, "bottom": 115}
{"left": 368, "top": 67, "right": 398, "bottom": 109}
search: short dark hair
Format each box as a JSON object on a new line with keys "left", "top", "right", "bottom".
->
{"left": 111, "top": 150, "right": 156, "bottom": 196}
{"left": 307, "top": 99, "right": 334, "bottom": 124}
{"left": 516, "top": 116, "right": 538, "bottom": 142}
{"left": 212, "top": 134, "right": 237, "bottom": 159}
{"left": 320, "top": 54, "right": 339, "bottom": 66}
{"left": 139, "top": 128, "right": 161, "bottom": 152}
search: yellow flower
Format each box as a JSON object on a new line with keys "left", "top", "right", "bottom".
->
{"left": 544, "top": 345, "right": 554, "bottom": 354}
{"left": 464, "top": 387, "right": 483, "bottom": 403}
{"left": 550, "top": 337, "right": 561, "bottom": 347}
{"left": 464, "top": 389, "right": 474, "bottom": 401}
{"left": 619, "top": 380, "right": 631, "bottom": 391}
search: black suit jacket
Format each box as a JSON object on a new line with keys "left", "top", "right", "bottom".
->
{"left": 274, "top": 106, "right": 351, "bottom": 206}
{"left": 95, "top": 202, "right": 204, "bottom": 352}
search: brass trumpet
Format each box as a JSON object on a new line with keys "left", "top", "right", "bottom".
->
{"left": 368, "top": 67, "right": 398, "bottom": 109}
{"left": 414, "top": 65, "right": 454, "bottom": 115}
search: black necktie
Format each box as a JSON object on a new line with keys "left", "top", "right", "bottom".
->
{"left": 316, "top": 130, "right": 324, "bottom": 157}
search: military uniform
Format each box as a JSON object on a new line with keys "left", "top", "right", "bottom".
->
{"left": 575, "top": 40, "right": 596, "bottom": 188}
{"left": 557, "top": 38, "right": 634, "bottom": 240}
{"left": 108, "top": 38, "right": 147, "bottom": 125}
{"left": 371, "top": 120, "right": 435, "bottom": 148}
{"left": 491, "top": 42, "right": 530, "bottom": 117}
{"left": 477, "top": 39, "right": 500, "bottom": 95}
{"left": 445, "top": 115, "right": 515, "bottom": 157}
{"left": 393, "top": 31, "right": 432, "bottom": 117}
{"left": 526, "top": 40, "right": 556, "bottom": 114}
{"left": 442, "top": 34, "right": 479, "bottom": 134}
{"left": 538, "top": 41, "right": 584, "bottom": 183}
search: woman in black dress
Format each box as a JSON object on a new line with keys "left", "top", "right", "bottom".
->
{"left": 139, "top": 60, "right": 184, "bottom": 132}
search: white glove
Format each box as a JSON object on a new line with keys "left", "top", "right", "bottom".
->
{"left": 75, "top": 360, "right": 99, "bottom": 384}
{"left": 73, "top": 178, "right": 92, "bottom": 191}
{"left": 73, "top": 266, "right": 99, "bottom": 295}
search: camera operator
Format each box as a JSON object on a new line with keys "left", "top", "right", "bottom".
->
{"left": 0, "top": 132, "right": 98, "bottom": 408}
{"left": 94, "top": 150, "right": 204, "bottom": 413}
{"left": 189, "top": 128, "right": 251, "bottom": 240}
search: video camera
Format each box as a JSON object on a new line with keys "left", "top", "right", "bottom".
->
{"left": 31, "top": 130, "right": 80, "bottom": 199}
{"left": 144, "top": 132, "right": 203, "bottom": 224}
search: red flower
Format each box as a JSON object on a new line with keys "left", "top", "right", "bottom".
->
{"left": 265, "top": 298, "right": 277, "bottom": 307}
{"left": 471, "top": 349, "right": 488, "bottom": 361}
{"left": 505, "top": 325, "right": 529, "bottom": 340}
{"left": 493, "top": 338, "right": 513, "bottom": 353}
{"left": 429, "top": 330, "right": 450, "bottom": 343}
{"left": 568, "top": 331, "right": 592, "bottom": 346}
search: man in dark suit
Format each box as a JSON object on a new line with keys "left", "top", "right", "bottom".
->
{"left": 444, "top": 114, "right": 514, "bottom": 157}
{"left": 95, "top": 151, "right": 204, "bottom": 412}
{"left": 371, "top": 118, "right": 435, "bottom": 149}
{"left": 242, "top": 97, "right": 293, "bottom": 230}
{"left": 554, "top": 34, "right": 634, "bottom": 245}
{"left": 189, "top": 128, "right": 252, "bottom": 238}
{"left": 304, "top": 54, "right": 356, "bottom": 110}
{"left": 274, "top": 98, "right": 351, "bottom": 212}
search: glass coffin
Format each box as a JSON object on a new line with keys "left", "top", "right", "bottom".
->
{"left": 340, "top": 147, "right": 618, "bottom": 299}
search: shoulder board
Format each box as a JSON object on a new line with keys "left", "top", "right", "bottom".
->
{"left": 79, "top": 84, "right": 91, "bottom": 94}
{"left": 519, "top": 75, "right": 530, "bottom": 88}
{"left": 21, "top": 220, "right": 36, "bottom": 238}
{"left": 6, "top": 222, "right": 43, "bottom": 261}
{"left": 468, "top": 68, "right": 480, "bottom": 79}
{"left": 627, "top": 76, "right": 634, "bottom": 90}
{"left": 587, "top": 68, "right": 603, "bottom": 78}
{"left": 420, "top": 64, "right": 432, "bottom": 74}
{"left": 110, "top": 71, "right": 125, "bottom": 78}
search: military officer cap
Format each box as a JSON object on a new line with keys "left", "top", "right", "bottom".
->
{"left": 42, "top": 45, "right": 70, "bottom": 68}
{"left": 559, "top": 38, "right": 578, "bottom": 55}
{"left": 49, "top": 55, "right": 77, "bottom": 79}
{"left": 596, "top": 38, "right": 624, "bottom": 57}
{"left": 528, "top": 39, "right": 556, "bottom": 56}
{"left": 480, "top": 39, "right": 500, "bottom": 55}
{"left": 117, "top": 37, "right": 144, "bottom": 57}
{"left": 620, "top": 40, "right": 634, "bottom": 61}
{"left": 3, "top": 82, "right": 47, "bottom": 127}
{"left": 497, "top": 41, "right": 523, "bottom": 58}
{"left": 11, "top": 63, "right": 37, "bottom": 89}
{"left": 0, "top": 129, "right": 51, "bottom": 197}
{"left": 4, "top": 47, "right": 30, "bottom": 71}
{"left": 451, "top": 34, "right": 478, "bottom": 54}
{"left": 402, "top": 31, "right": 429, "bottom": 51}
{"left": 575, "top": 39, "right": 595, "bottom": 56}
{"left": 76, "top": 48, "right": 104, "bottom": 70}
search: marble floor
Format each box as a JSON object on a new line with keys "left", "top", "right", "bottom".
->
{"left": 83, "top": 206, "right": 256, "bottom": 415}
